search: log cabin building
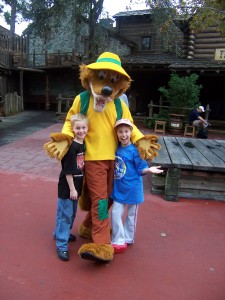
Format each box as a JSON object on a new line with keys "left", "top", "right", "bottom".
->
{"left": 1, "top": 9, "right": 225, "bottom": 121}
{"left": 0, "top": 25, "right": 21, "bottom": 98}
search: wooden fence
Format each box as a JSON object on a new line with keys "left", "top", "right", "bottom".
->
{"left": 0, "top": 36, "right": 27, "bottom": 52}
{"left": 1, "top": 93, "right": 23, "bottom": 116}
{"left": 148, "top": 100, "right": 211, "bottom": 120}
{"left": 0, "top": 36, "right": 27, "bottom": 68}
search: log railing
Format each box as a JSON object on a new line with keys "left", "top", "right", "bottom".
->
{"left": 12, "top": 50, "right": 82, "bottom": 68}
{"left": 148, "top": 100, "right": 211, "bottom": 121}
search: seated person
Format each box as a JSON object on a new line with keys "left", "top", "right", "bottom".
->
{"left": 189, "top": 106, "right": 208, "bottom": 127}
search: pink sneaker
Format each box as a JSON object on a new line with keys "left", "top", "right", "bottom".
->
{"left": 112, "top": 243, "right": 127, "bottom": 254}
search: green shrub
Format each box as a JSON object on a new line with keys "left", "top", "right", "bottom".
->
{"left": 158, "top": 73, "right": 202, "bottom": 113}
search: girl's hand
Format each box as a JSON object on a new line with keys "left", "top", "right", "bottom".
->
{"left": 149, "top": 166, "right": 164, "bottom": 174}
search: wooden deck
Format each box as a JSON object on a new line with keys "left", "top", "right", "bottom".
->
{"left": 151, "top": 137, "right": 225, "bottom": 201}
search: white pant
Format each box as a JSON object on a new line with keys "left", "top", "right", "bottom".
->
{"left": 111, "top": 201, "right": 138, "bottom": 245}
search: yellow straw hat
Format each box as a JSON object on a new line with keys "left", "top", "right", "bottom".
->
{"left": 87, "top": 52, "right": 130, "bottom": 79}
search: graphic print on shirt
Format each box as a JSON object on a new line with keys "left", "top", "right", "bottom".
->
{"left": 76, "top": 152, "right": 84, "bottom": 171}
{"left": 114, "top": 156, "right": 126, "bottom": 179}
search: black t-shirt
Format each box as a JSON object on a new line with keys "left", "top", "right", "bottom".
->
{"left": 58, "top": 141, "right": 85, "bottom": 199}
{"left": 189, "top": 109, "right": 200, "bottom": 124}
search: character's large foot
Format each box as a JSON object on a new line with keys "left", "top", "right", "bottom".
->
{"left": 78, "top": 224, "right": 92, "bottom": 239}
{"left": 78, "top": 243, "right": 114, "bottom": 262}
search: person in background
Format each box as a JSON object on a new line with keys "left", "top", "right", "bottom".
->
{"left": 189, "top": 106, "right": 208, "bottom": 127}
{"left": 120, "top": 93, "right": 129, "bottom": 108}
{"left": 110, "top": 119, "right": 163, "bottom": 254}
{"left": 54, "top": 113, "right": 89, "bottom": 261}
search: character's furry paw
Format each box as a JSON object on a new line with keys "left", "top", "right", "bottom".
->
{"left": 78, "top": 224, "right": 92, "bottom": 239}
{"left": 135, "top": 134, "right": 161, "bottom": 161}
{"left": 78, "top": 243, "right": 114, "bottom": 262}
{"left": 43, "top": 133, "right": 73, "bottom": 160}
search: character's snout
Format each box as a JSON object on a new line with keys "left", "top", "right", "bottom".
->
{"left": 101, "top": 86, "right": 112, "bottom": 97}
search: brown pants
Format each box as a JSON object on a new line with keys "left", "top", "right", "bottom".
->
{"left": 82, "top": 160, "right": 114, "bottom": 244}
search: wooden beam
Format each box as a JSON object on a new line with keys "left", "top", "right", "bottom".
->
{"left": 45, "top": 74, "right": 50, "bottom": 111}
{"left": 19, "top": 69, "right": 23, "bottom": 101}
{"left": 17, "top": 67, "right": 45, "bottom": 73}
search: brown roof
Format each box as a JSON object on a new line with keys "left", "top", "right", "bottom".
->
{"left": 121, "top": 54, "right": 225, "bottom": 71}
{"left": 0, "top": 25, "right": 11, "bottom": 38}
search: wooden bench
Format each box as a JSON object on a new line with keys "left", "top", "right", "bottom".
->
{"left": 154, "top": 120, "right": 166, "bottom": 135}
{"left": 151, "top": 137, "right": 225, "bottom": 201}
{"left": 184, "top": 124, "right": 195, "bottom": 137}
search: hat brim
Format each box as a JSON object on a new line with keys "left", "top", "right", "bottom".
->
{"left": 87, "top": 62, "right": 130, "bottom": 79}
{"left": 114, "top": 119, "right": 133, "bottom": 129}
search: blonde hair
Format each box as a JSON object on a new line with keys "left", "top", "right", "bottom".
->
{"left": 70, "top": 113, "right": 89, "bottom": 127}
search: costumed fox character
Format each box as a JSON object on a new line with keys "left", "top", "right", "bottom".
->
{"left": 44, "top": 52, "right": 160, "bottom": 263}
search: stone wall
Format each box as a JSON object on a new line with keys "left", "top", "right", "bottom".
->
{"left": 27, "top": 2, "right": 131, "bottom": 65}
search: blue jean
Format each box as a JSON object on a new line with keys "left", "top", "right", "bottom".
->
{"left": 54, "top": 197, "right": 78, "bottom": 251}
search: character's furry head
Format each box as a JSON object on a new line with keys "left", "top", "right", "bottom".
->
{"left": 79, "top": 52, "right": 132, "bottom": 112}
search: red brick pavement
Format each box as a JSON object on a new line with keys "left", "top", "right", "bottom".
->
{"left": 1, "top": 123, "right": 225, "bottom": 300}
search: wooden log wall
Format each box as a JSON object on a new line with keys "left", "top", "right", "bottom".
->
{"left": 183, "top": 26, "right": 225, "bottom": 59}
{"left": 116, "top": 16, "right": 162, "bottom": 53}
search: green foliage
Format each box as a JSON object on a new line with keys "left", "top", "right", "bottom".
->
{"left": 144, "top": 110, "right": 170, "bottom": 129}
{"left": 190, "top": 0, "right": 225, "bottom": 36}
{"left": 148, "top": 5, "right": 183, "bottom": 56}
{"left": 146, "top": 0, "right": 225, "bottom": 37}
{"left": 158, "top": 73, "right": 202, "bottom": 112}
{"left": 22, "top": 0, "right": 67, "bottom": 37}
{"left": 0, "top": 0, "right": 28, "bottom": 35}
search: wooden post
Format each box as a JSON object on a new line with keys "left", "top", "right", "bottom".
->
{"left": 57, "top": 94, "right": 62, "bottom": 114}
{"left": 25, "top": 37, "right": 29, "bottom": 68}
{"left": 164, "top": 167, "right": 181, "bottom": 201}
{"left": 148, "top": 100, "right": 153, "bottom": 118}
{"left": 32, "top": 50, "right": 35, "bottom": 67}
{"left": 205, "top": 104, "right": 210, "bottom": 121}
{"left": 57, "top": 50, "right": 61, "bottom": 65}
{"left": 45, "top": 74, "right": 50, "bottom": 110}
{"left": 159, "top": 96, "right": 162, "bottom": 113}
{"left": 45, "top": 50, "right": 48, "bottom": 66}
{"left": 19, "top": 70, "right": 24, "bottom": 109}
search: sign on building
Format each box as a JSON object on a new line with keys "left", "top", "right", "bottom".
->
{"left": 214, "top": 49, "right": 225, "bottom": 61}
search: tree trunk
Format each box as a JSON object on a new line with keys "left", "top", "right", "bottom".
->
{"left": 88, "top": 0, "right": 104, "bottom": 59}
{"left": 10, "top": 0, "right": 17, "bottom": 51}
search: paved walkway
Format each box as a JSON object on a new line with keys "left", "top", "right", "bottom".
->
{"left": 1, "top": 111, "right": 225, "bottom": 300}
{"left": 0, "top": 110, "right": 59, "bottom": 146}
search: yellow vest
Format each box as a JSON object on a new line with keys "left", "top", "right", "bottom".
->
{"left": 62, "top": 94, "right": 144, "bottom": 161}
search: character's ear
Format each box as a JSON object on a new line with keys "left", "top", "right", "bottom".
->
{"left": 116, "top": 76, "right": 132, "bottom": 98}
{"left": 79, "top": 64, "right": 91, "bottom": 91}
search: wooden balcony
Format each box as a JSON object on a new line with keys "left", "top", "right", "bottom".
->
{"left": 12, "top": 50, "right": 82, "bottom": 68}
{"left": 0, "top": 35, "right": 27, "bottom": 68}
